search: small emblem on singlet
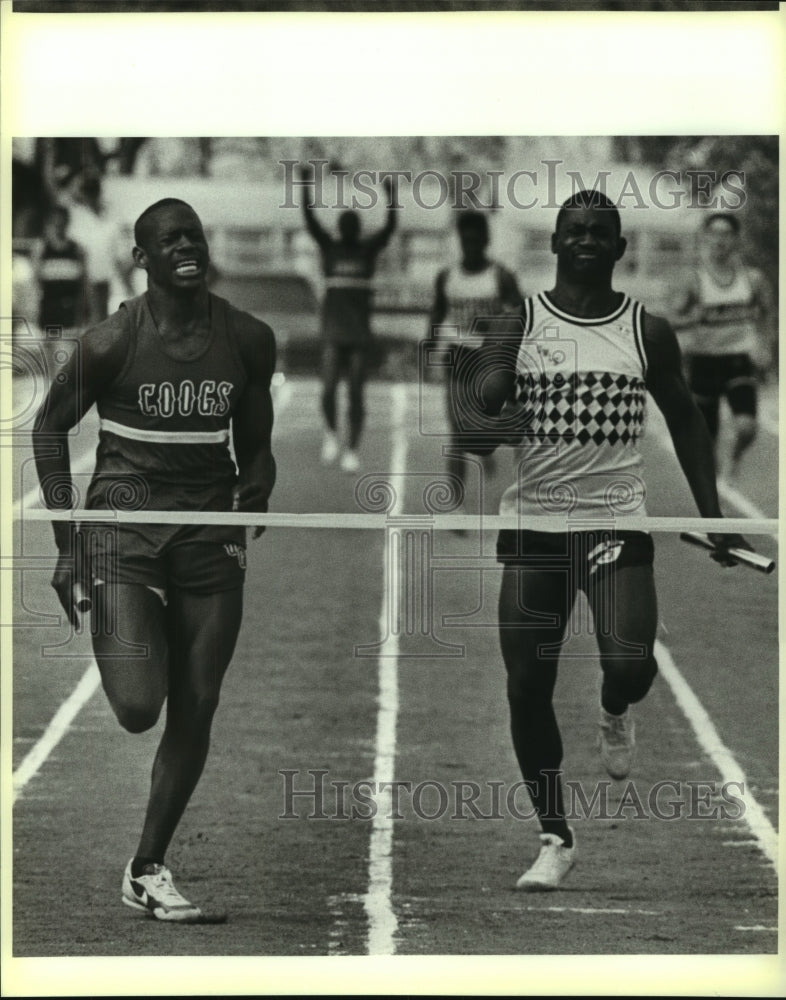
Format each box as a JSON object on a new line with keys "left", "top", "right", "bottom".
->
{"left": 587, "top": 540, "right": 625, "bottom": 575}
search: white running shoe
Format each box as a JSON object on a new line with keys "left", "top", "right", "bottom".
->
{"left": 122, "top": 860, "right": 203, "bottom": 922}
{"left": 598, "top": 707, "right": 636, "bottom": 780}
{"left": 516, "top": 829, "right": 576, "bottom": 891}
{"left": 321, "top": 432, "right": 340, "bottom": 465}
{"left": 340, "top": 449, "right": 360, "bottom": 473}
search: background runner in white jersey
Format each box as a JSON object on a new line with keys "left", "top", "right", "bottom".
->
{"left": 427, "top": 210, "right": 522, "bottom": 519}
{"left": 672, "top": 212, "right": 775, "bottom": 482}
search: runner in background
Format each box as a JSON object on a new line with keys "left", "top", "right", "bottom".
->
{"left": 66, "top": 168, "right": 134, "bottom": 322}
{"left": 29, "top": 204, "right": 89, "bottom": 374}
{"left": 673, "top": 212, "right": 776, "bottom": 483}
{"left": 427, "top": 209, "right": 522, "bottom": 516}
{"left": 301, "top": 171, "right": 398, "bottom": 473}
{"left": 32, "top": 205, "right": 89, "bottom": 333}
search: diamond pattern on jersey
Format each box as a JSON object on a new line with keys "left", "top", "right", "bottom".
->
{"left": 515, "top": 370, "right": 646, "bottom": 446}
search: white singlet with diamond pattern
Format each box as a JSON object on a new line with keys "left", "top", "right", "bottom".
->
{"left": 499, "top": 291, "right": 649, "bottom": 527}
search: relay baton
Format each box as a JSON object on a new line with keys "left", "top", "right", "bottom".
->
{"left": 679, "top": 532, "right": 775, "bottom": 575}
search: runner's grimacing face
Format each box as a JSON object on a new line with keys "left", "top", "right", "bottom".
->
{"left": 551, "top": 206, "right": 625, "bottom": 279}
{"left": 136, "top": 206, "right": 210, "bottom": 291}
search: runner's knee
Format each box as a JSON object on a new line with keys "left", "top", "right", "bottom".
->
{"left": 504, "top": 649, "right": 559, "bottom": 704}
{"left": 601, "top": 652, "right": 658, "bottom": 705}
{"left": 113, "top": 698, "right": 163, "bottom": 734}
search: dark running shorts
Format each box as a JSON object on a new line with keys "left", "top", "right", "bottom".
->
{"left": 688, "top": 353, "right": 757, "bottom": 416}
{"left": 81, "top": 523, "right": 247, "bottom": 595}
{"left": 496, "top": 529, "right": 654, "bottom": 590}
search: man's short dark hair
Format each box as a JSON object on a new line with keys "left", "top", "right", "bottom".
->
{"left": 703, "top": 211, "right": 740, "bottom": 234}
{"left": 457, "top": 209, "right": 489, "bottom": 238}
{"left": 555, "top": 189, "right": 621, "bottom": 238}
{"left": 134, "top": 198, "right": 196, "bottom": 247}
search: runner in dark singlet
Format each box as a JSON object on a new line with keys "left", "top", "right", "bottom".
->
{"left": 33, "top": 199, "right": 276, "bottom": 923}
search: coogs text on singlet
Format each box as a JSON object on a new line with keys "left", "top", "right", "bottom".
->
{"left": 499, "top": 292, "right": 649, "bottom": 526}
{"left": 85, "top": 293, "right": 248, "bottom": 524}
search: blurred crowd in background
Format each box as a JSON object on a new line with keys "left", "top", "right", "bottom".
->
{"left": 11, "top": 135, "right": 778, "bottom": 379}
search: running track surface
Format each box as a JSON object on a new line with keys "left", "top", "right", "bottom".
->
{"left": 5, "top": 375, "right": 780, "bottom": 992}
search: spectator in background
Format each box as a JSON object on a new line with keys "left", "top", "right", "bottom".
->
{"left": 66, "top": 168, "right": 134, "bottom": 321}
{"left": 32, "top": 205, "right": 89, "bottom": 335}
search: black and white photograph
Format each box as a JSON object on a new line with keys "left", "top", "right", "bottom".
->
{"left": 1, "top": 4, "right": 782, "bottom": 998}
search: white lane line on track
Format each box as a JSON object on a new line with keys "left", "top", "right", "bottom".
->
{"left": 362, "top": 383, "right": 408, "bottom": 957}
{"left": 654, "top": 640, "right": 778, "bottom": 869}
{"left": 12, "top": 663, "right": 101, "bottom": 803}
{"left": 13, "top": 447, "right": 102, "bottom": 804}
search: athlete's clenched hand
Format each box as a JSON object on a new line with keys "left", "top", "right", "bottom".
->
{"left": 706, "top": 532, "right": 753, "bottom": 568}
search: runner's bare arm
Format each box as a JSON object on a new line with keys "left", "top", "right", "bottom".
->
{"left": 33, "top": 317, "right": 128, "bottom": 542}
{"left": 368, "top": 177, "right": 399, "bottom": 252}
{"left": 232, "top": 318, "right": 277, "bottom": 539}
{"left": 498, "top": 266, "right": 524, "bottom": 312}
{"left": 428, "top": 268, "right": 449, "bottom": 331}
{"left": 476, "top": 270, "right": 526, "bottom": 415}
{"left": 643, "top": 311, "right": 750, "bottom": 562}
{"left": 668, "top": 275, "right": 700, "bottom": 331}
{"left": 32, "top": 316, "right": 129, "bottom": 620}
{"left": 750, "top": 268, "right": 776, "bottom": 371}
{"left": 299, "top": 170, "right": 333, "bottom": 251}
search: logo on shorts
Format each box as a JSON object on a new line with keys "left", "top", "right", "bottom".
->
{"left": 223, "top": 543, "right": 247, "bottom": 570}
{"left": 587, "top": 539, "right": 625, "bottom": 576}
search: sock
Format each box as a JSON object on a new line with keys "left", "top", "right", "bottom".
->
{"left": 131, "top": 856, "right": 164, "bottom": 878}
{"left": 540, "top": 821, "right": 572, "bottom": 848}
